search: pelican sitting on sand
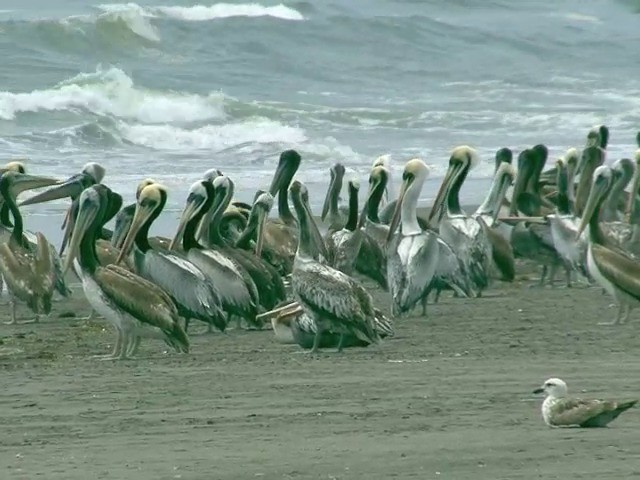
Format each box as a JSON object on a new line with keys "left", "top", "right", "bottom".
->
{"left": 533, "top": 378, "right": 637, "bottom": 428}
{"left": 289, "top": 180, "right": 381, "bottom": 353}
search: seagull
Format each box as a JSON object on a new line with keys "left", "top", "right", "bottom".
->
{"left": 533, "top": 378, "right": 637, "bottom": 428}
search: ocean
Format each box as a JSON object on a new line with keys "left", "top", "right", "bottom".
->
{"left": 1, "top": 0, "right": 640, "bottom": 240}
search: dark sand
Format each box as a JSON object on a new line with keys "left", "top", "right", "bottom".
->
{"left": 1, "top": 265, "right": 640, "bottom": 480}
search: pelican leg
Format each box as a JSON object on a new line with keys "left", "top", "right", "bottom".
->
{"left": 3, "top": 297, "right": 18, "bottom": 325}
{"left": 529, "top": 265, "right": 548, "bottom": 288}
{"left": 598, "top": 304, "right": 626, "bottom": 326}
{"left": 433, "top": 288, "right": 442, "bottom": 304}
{"left": 117, "top": 332, "right": 131, "bottom": 360}
{"left": 95, "top": 329, "right": 124, "bottom": 360}
{"left": 421, "top": 296, "right": 428, "bottom": 316}
{"left": 336, "top": 333, "right": 345, "bottom": 353}
{"left": 564, "top": 266, "right": 573, "bottom": 288}
{"left": 307, "top": 328, "right": 323, "bottom": 354}
{"left": 547, "top": 263, "right": 559, "bottom": 287}
{"left": 127, "top": 336, "right": 141, "bottom": 357}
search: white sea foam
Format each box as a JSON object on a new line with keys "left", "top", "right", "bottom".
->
{"left": 153, "top": 3, "right": 304, "bottom": 21}
{"left": 119, "top": 118, "right": 307, "bottom": 151}
{"left": 0, "top": 67, "right": 225, "bottom": 123}
{"left": 94, "top": 3, "right": 160, "bottom": 42}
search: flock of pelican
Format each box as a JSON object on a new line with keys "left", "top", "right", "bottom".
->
{"left": 1, "top": 124, "right": 639, "bottom": 359}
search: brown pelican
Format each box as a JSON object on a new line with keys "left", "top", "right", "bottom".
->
{"left": 325, "top": 179, "right": 363, "bottom": 275}
{"left": 387, "top": 159, "right": 473, "bottom": 316}
{"left": 169, "top": 179, "right": 260, "bottom": 329}
{"left": 577, "top": 165, "right": 640, "bottom": 325}
{"left": 547, "top": 152, "right": 588, "bottom": 277}
{"left": 428, "top": 146, "right": 492, "bottom": 295}
{"left": 0, "top": 162, "right": 71, "bottom": 301}
{"left": 510, "top": 148, "right": 570, "bottom": 287}
{"left": 209, "top": 175, "right": 286, "bottom": 313}
{"left": 110, "top": 179, "right": 173, "bottom": 252}
{"left": 473, "top": 161, "right": 517, "bottom": 282}
{"left": 289, "top": 180, "right": 380, "bottom": 353}
{"left": 600, "top": 158, "right": 635, "bottom": 223}
{"left": 63, "top": 184, "right": 189, "bottom": 359}
{"left": 115, "top": 183, "right": 227, "bottom": 333}
{"left": 0, "top": 171, "right": 61, "bottom": 324}
{"left": 575, "top": 143, "right": 606, "bottom": 217}
{"left": 19, "top": 162, "right": 105, "bottom": 207}
{"left": 258, "top": 149, "right": 301, "bottom": 275}
{"left": 321, "top": 162, "right": 348, "bottom": 232}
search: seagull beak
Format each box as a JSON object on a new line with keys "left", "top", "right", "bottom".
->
{"left": 532, "top": 387, "right": 545, "bottom": 394}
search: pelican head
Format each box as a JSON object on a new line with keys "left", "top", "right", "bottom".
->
{"left": 533, "top": 378, "right": 568, "bottom": 397}
{"left": 586, "top": 125, "right": 609, "bottom": 150}
{"left": 358, "top": 165, "right": 390, "bottom": 228}
{"left": 321, "top": 162, "right": 346, "bottom": 222}
{"left": 62, "top": 185, "right": 109, "bottom": 274}
{"left": 612, "top": 158, "right": 635, "bottom": 186}
{"left": 170, "top": 180, "right": 212, "bottom": 250}
{"left": 576, "top": 165, "right": 613, "bottom": 237}
{"left": 388, "top": 158, "right": 429, "bottom": 241}
{"left": 212, "top": 175, "right": 234, "bottom": 213}
{"left": 269, "top": 150, "right": 301, "bottom": 197}
{"left": 428, "top": 146, "right": 479, "bottom": 223}
{"left": 115, "top": 183, "right": 168, "bottom": 264}
{"left": 0, "top": 170, "right": 60, "bottom": 199}
{"left": 494, "top": 147, "right": 513, "bottom": 173}
{"left": 19, "top": 162, "right": 105, "bottom": 206}
{"left": 0, "top": 161, "right": 26, "bottom": 174}
{"left": 290, "top": 180, "right": 329, "bottom": 260}
{"left": 202, "top": 168, "right": 223, "bottom": 184}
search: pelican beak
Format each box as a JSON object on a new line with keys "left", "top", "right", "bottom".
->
{"left": 509, "top": 152, "right": 535, "bottom": 216}
{"left": 358, "top": 175, "right": 381, "bottom": 229}
{"left": 493, "top": 171, "right": 514, "bottom": 223}
{"left": 255, "top": 205, "right": 268, "bottom": 257}
{"left": 59, "top": 203, "right": 77, "bottom": 256}
{"left": 18, "top": 173, "right": 88, "bottom": 206}
{"left": 321, "top": 169, "right": 337, "bottom": 222}
{"left": 8, "top": 174, "right": 60, "bottom": 198}
{"left": 111, "top": 209, "right": 133, "bottom": 250}
{"left": 269, "top": 157, "right": 287, "bottom": 197}
{"left": 115, "top": 202, "right": 155, "bottom": 264}
{"left": 532, "top": 387, "right": 544, "bottom": 394}
{"left": 302, "top": 191, "right": 329, "bottom": 261}
{"left": 387, "top": 175, "right": 413, "bottom": 243}
{"left": 576, "top": 177, "right": 609, "bottom": 238}
{"left": 169, "top": 191, "right": 207, "bottom": 251}
{"left": 427, "top": 162, "right": 461, "bottom": 224}
{"left": 62, "top": 197, "right": 100, "bottom": 274}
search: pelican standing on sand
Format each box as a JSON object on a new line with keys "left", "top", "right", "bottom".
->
{"left": 577, "top": 165, "right": 640, "bottom": 325}
{"left": 0, "top": 171, "right": 61, "bottom": 324}
{"left": 289, "top": 180, "right": 380, "bottom": 353}
{"left": 533, "top": 378, "right": 636, "bottom": 428}
{"left": 387, "top": 159, "right": 472, "bottom": 315}
{"left": 64, "top": 185, "right": 189, "bottom": 359}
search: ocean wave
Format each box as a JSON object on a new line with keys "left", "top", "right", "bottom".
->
{"left": 152, "top": 3, "right": 305, "bottom": 21}
{"left": 119, "top": 117, "right": 306, "bottom": 151}
{"left": 93, "top": 4, "right": 160, "bottom": 42}
{"left": 0, "top": 67, "right": 226, "bottom": 123}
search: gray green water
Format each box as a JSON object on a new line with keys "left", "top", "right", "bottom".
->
{"left": 1, "top": 0, "right": 640, "bottom": 239}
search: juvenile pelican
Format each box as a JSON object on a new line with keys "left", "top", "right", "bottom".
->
{"left": 577, "top": 165, "right": 640, "bottom": 325}
{"left": 0, "top": 171, "right": 60, "bottom": 324}
{"left": 290, "top": 180, "right": 380, "bottom": 353}
{"left": 63, "top": 185, "right": 189, "bottom": 359}
{"left": 325, "top": 179, "right": 363, "bottom": 275}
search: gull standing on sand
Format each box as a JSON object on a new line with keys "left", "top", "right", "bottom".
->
{"left": 533, "top": 378, "right": 637, "bottom": 428}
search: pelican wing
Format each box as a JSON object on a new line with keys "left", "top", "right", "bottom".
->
{"left": 434, "top": 237, "right": 475, "bottom": 297}
{"left": 549, "top": 398, "right": 621, "bottom": 427}
{"left": 591, "top": 244, "right": 640, "bottom": 301}
{"left": 388, "top": 232, "right": 439, "bottom": 313}
{"left": 528, "top": 223, "right": 555, "bottom": 250}
{"left": 293, "top": 261, "right": 373, "bottom": 328}
{"left": 137, "top": 249, "right": 224, "bottom": 319}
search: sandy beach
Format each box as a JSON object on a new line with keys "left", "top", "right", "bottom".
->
{"left": 1, "top": 261, "right": 639, "bottom": 480}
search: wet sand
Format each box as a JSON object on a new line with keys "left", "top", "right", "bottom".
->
{"left": 1, "top": 266, "right": 640, "bottom": 480}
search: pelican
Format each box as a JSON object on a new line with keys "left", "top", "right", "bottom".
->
{"left": 169, "top": 179, "right": 261, "bottom": 329}
{"left": 428, "top": 146, "right": 492, "bottom": 295}
{"left": 325, "top": 179, "right": 363, "bottom": 275}
{"left": 0, "top": 162, "right": 71, "bottom": 301}
{"left": 253, "top": 149, "right": 301, "bottom": 275}
{"left": 577, "top": 165, "right": 640, "bottom": 325}
{"left": 290, "top": 180, "right": 381, "bottom": 353}
{"left": 63, "top": 185, "right": 189, "bottom": 359}
{"left": 473, "top": 161, "right": 517, "bottom": 282}
{"left": 387, "top": 159, "right": 473, "bottom": 316}
{"left": 115, "top": 183, "right": 227, "bottom": 333}
{"left": 547, "top": 151, "right": 588, "bottom": 277}
{"left": 600, "top": 158, "right": 634, "bottom": 223}
{"left": 321, "top": 162, "right": 348, "bottom": 232}
{"left": 208, "top": 175, "right": 286, "bottom": 312}
{"left": 0, "top": 171, "right": 61, "bottom": 324}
